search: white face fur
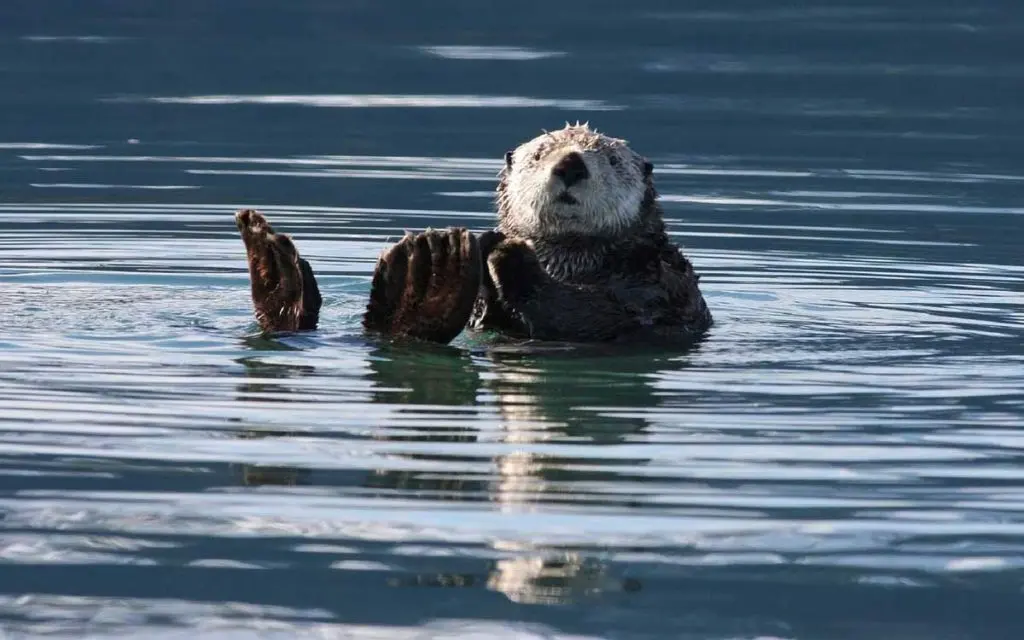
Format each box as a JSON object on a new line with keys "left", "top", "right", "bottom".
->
{"left": 498, "top": 123, "right": 651, "bottom": 237}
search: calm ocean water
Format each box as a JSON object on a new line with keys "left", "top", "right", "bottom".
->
{"left": 1, "top": 1, "right": 1023, "bottom": 638}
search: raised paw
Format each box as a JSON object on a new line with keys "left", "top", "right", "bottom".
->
{"left": 477, "top": 229, "right": 506, "bottom": 261}
{"left": 363, "top": 227, "right": 481, "bottom": 344}
{"left": 486, "top": 238, "right": 547, "bottom": 303}
{"left": 235, "top": 209, "right": 322, "bottom": 333}
{"left": 476, "top": 229, "right": 506, "bottom": 297}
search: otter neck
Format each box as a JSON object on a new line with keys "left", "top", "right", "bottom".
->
{"left": 535, "top": 234, "right": 617, "bottom": 283}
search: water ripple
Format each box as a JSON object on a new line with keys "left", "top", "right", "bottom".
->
{"left": 122, "top": 94, "right": 621, "bottom": 111}
{"left": 3, "top": 3, "right": 1024, "bottom": 635}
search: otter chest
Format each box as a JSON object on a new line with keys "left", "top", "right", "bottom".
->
{"left": 532, "top": 241, "right": 611, "bottom": 285}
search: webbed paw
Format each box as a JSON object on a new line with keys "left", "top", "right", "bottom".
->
{"left": 486, "top": 238, "right": 547, "bottom": 303}
{"left": 235, "top": 209, "right": 322, "bottom": 333}
{"left": 477, "top": 230, "right": 506, "bottom": 261}
{"left": 476, "top": 229, "right": 506, "bottom": 296}
{"left": 363, "top": 227, "right": 481, "bottom": 344}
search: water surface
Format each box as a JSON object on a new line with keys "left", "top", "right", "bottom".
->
{"left": 1, "top": 1, "right": 1023, "bottom": 638}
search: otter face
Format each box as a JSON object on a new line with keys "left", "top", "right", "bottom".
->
{"left": 497, "top": 123, "right": 654, "bottom": 237}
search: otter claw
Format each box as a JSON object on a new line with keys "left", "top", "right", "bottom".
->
{"left": 363, "top": 227, "right": 481, "bottom": 344}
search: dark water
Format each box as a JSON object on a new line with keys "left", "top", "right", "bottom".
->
{"left": 1, "top": 1, "right": 1023, "bottom": 638}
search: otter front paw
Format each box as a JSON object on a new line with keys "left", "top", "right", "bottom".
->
{"left": 476, "top": 229, "right": 506, "bottom": 296}
{"left": 235, "top": 209, "right": 322, "bottom": 333}
{"left": 363, "top": 227, "right": 481, "bottom": 344}
{"left": 477, "top": 229, "right": 506, "bottom": 261}
{"left": 486, "top": 238, "right": 547, "bottom": 303}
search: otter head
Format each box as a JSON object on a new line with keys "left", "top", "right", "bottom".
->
{"left": 496, "top": 123, "right": 655, "bottom": 238}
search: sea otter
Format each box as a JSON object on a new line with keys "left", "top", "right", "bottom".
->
{"left": 234, "top": 123, "right": 712, "bottom": 344}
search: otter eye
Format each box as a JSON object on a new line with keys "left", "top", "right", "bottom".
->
{"left": 532, "top": 151, "right": 542, "bottom": 162}
{"left": 504, "top": 150, "right": 513, "bottom": 168}
{"left": 609, "top": 156, "right": 619, "bottom": 167}
{"left": 643, "top": 160, "right": 654, "bottom": 177}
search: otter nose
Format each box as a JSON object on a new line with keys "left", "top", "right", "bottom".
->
{"left": 551, "top": 152, "right": 589, "bottom": 187}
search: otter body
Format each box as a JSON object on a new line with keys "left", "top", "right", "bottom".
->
{"left": 235, "top": 124, "right": 711, "bottom": 345}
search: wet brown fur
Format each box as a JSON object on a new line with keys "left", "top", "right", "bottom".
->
{"left": 470, "top": 125, "right": 712, "bottom": 341}
{"left": 235, "top": 209, "right": 321, "bottom": 333}
{"left": 362, "top": 227, "right": 481, "bottom": 344}
{"left": 234, "top": 125, "right": 711, "bottom": 344}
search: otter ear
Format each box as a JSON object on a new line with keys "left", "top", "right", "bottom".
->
{"left": 504, "top": 150, "right": 514, "bottom": 168}
{"left": 643, "top": 160, "right": 654, "bottom": 178}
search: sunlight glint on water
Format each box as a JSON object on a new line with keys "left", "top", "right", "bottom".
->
{"left": 1, "top": 1, "right": 1023, "bottom": 638}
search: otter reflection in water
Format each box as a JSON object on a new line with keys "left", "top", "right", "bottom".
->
{"left": 387, "top": 545, "right": 642, "bottom": 606}
{"left": 229, "top": 340, "right": 691, "bottom": 602}
{"left": 361, "top": 341, "right": 695, "bottom": 504}
{"left": 360, "top": 342, "right": 697, "bottom": 604}
{"left": 230, "top": 353, "right": 318, "bottom": 487}
{"left": 234, "top": 123, "right": 711, "bottom": 346}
